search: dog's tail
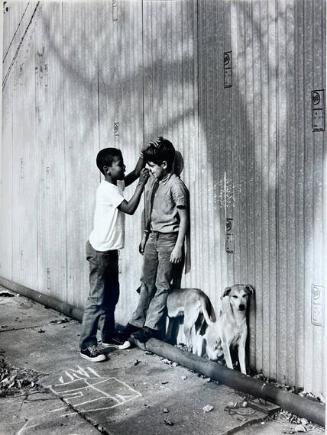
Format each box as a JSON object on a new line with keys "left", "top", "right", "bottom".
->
{"left": 202, "top": 295, "right": 216, "bottom": 325}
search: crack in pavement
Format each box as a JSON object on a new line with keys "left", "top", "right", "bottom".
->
{"left": 49, "top": 391, "right": 111, "bottom": 435}
{"left": 0, "top": 324, "right": 63, "bottom": 333}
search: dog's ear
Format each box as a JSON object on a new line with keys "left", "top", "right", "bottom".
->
{"left": 245, "top": 285, "right": 255, "bottom": 296}
{"left": 222, "top": 287, "right": 232, "bottom": 298}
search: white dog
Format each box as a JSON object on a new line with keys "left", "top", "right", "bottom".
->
{"left": 202, "top": 284, "right": 254, "bottom": 374}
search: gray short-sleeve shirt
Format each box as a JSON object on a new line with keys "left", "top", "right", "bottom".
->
{"left": 145, "top": 173, "right": 188, "bottom": 233}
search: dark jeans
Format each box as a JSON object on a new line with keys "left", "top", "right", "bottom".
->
{"left": 130, "top": 232, "right": 178, "bottom": 331}
{"left": 79, "top": 241, "right": 119, "bottom": 350}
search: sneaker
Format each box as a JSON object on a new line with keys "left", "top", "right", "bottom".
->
{"left": 123, "top": 323, "right": 141, "bottom": 338}
{"left": 103, "top": 339, "right": 132, "bottom": 350}
{"left": 131, "top": 326, "right": 159, "bottom": 344}
{"left": 80, "top": 345, "right": 106, "bottom": 362}
{"left": 102, "top": 330, "right": 130, "bottom": 347}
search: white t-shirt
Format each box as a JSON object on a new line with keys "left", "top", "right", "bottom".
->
{"left": 89, "top": 180, "right": 125, "bottom": 251}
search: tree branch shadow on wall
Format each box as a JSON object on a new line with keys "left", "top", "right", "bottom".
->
{"left": 24, "top": 0, "right": 325, "bottom": 387}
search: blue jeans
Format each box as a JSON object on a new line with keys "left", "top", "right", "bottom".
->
{"left": 130, "top": 232, "right": 178, "bottom": 331}
{"left": 79, "top": 241, "right": 119, "bottom": 350}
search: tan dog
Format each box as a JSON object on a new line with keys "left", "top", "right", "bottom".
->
{"left": 203, "top": 284, "right": 254, "bottom": 374}
{"left": 166, "top": 288, "right": 216, "bottom": 350}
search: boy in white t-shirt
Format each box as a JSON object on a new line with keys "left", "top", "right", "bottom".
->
{"left": 80, "top": 147, "right": 149, "bottom": 362}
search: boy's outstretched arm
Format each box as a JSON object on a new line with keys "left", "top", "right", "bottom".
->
{"left": 118, "top": 168, "right": 149, "bottom": 215}
{"left": 170, "top": 207, "right": 189, "bottom": 264}
{"left": 124, "top": 144, "right": 149, "bottom": 187}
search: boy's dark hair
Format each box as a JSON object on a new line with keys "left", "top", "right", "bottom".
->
{"left": 96, "top": 148, "right": 122, "bottom": 175}
{"left": 144, "top": 137, "right": 175, "bottom": 172}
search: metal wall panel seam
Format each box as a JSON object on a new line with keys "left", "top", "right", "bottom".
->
{"left": 225, "top": 0, "right": 234, "bottom": 290}
{"left": 219, "top": 0, "right": 227, "bottom": 294}
{"left": 322, "top": 0, "right": 326, "bottom": 397}
{"left": 59, "top": 1, "right": 69, "bottom": 307}
{"left": 303, "top": 0, "right": 314, "bottom": 393}
{"left": 311, "top": 0, "right": 325, "bottom": 395}
{"left": 206, "top": 0, "right": 216, "bottom": 299}
{"left": 258, "top": 0, "right": 270, "bottom": 374}
{"left": 276, "top": 0, "right": 289, "bottom": 385}
{"left": 293, "top": 0, "right": 305, "bottom": 388}
{"left": 285, "top": 0, "right": 297, "bottom": 387}
{"left": 191, "top": 0, "right": 201, "bottom": 290}
{"left": 192, "top": 0, "right": 199, "bottom": 290}
{"left": 233, "top": 0, "right": 239, "bottom": 287}
{"left": 251, "top": 0, "right": 262, "bottom": 372}
{"left": 267, "top": 0, "right": 278, "bottom": 380}
{"left": 196, "top": 0, "right": 204, "bottom": 292}
{"left": 247, "top": 0, "right": 257, "bottom": 370}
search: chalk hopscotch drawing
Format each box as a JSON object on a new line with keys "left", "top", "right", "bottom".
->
{"left": 17, "top": 366, "right": 142, "bottom": 434}
{"left": 48, "top": 365, "right": 142, "bottom": 413}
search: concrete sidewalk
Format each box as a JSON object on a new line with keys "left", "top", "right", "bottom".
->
{"left": 0, "top": 287, "right": 324, "bottom": 435}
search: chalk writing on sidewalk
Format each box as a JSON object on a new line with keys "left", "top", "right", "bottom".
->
{"left": 18, "top": 366, "right": 142, "bottom": 434}
{"left": 48, "top": 365, "right": 142, "bottom": 413}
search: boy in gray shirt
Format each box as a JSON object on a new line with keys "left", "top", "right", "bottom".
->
{"left": 126, "top": 137, "right": 189, "bottom": 343}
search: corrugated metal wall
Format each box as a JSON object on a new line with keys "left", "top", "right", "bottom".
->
{"left": 1, "top": 0, "right": 325, "bottom": 396}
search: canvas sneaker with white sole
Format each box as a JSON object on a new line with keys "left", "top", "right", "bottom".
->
{"left": 102, "top": 336, "right": 124, "bottom": 348}
{"left": 101, "top": 339, "right": 132, "bottom": 350}
{"left": 101, "top": 330, "right": 132, "bottom": 347}
{"left": 80, "top": 345, "right": 106, "bottom": 362}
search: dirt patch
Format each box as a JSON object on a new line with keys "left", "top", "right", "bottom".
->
{"left": 0, "top": 356, "right": 45, "bottom": 397}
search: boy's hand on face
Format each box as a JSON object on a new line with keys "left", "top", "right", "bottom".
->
{"left": 170, "top": 246, "right": 183, "bottom": 264}
{"left": 138, "top": 168, "right": 150, "bottom": 185}
{"left": 141, "top": 138, "right": 161, "bottom": 153}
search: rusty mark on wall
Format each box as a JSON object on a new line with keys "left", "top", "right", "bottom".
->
{"left": 46, "top": 267, "right": 51, "bottom": 290}
{"left": 20, "top": 250, "right": 24, "bottom": 270}
{"left": 112, "top": 0, "right": 118, "bottom": 21}
{"left": 20, "top": 158, "right": 24, "bottom": 179}
{"left": 45, "top": 166, "right": 50, "bottom": 190}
